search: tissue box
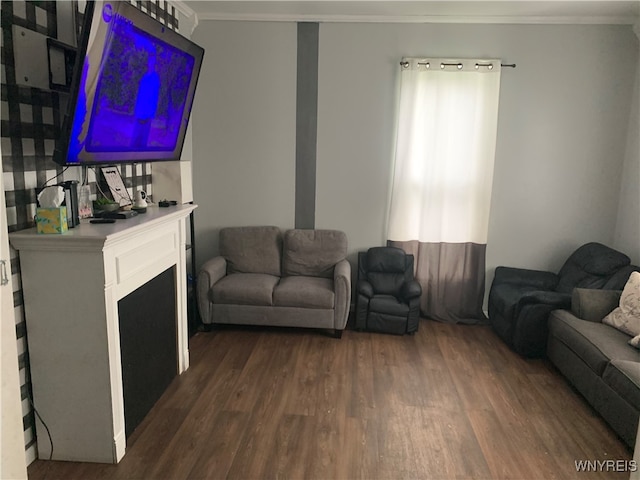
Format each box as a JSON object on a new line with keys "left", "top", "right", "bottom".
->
{"left": 36, "top": 207, "right": 68, "bottom": 234}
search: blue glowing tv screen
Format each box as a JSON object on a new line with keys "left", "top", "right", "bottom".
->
{"left": 54, "top": 1, "right": 204, "bottom": 165}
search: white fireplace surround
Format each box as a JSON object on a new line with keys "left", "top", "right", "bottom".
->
{"left": 10, "top": 204, "right": 196, "bottom": 463}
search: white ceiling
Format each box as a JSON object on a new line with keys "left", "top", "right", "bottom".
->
{"left": 179, "top": 1, "right": 640, "bottom": 24}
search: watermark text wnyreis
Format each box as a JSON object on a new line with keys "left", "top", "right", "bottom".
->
{"left": 575, "top": 459, "right": 637, "bottom": 473}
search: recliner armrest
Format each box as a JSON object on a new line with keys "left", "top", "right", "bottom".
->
{"left": 517, "top": 290, "right": 571, "bottom": 311}
{"left": 493, "top": 266, "right": 559, "bottom": 290}
{"left": 357, "top": 279, "right": 374, "bottom": 298}
{"left": 401, "top": 280, "right": 422, "bottom": 300}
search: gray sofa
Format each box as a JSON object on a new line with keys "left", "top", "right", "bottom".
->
{"left": 547, "top": 288, "right": 640, "bottom": 449}
{"left": 197, "top": 226, "right": 351, "bottom": 337}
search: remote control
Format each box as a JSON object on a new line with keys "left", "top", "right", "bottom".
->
{"left": 90, "top": 218, "right": 116, "bottom": 224}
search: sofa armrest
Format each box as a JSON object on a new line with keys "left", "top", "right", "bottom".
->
{"left": 196, "top": 256, "right": 227, "bottom": 323}
{"left": 333, "top": 259, "right": 351, "bottom": 330}
{"left": 493, "top": 266, "right": 559, "bottom": 290}
{"left": 571, "top": 288, "right": 621, "bottom": 322}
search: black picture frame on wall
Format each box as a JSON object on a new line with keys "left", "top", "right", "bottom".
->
{"left": 46, "top": 38, "right": 77, "bottom": 92}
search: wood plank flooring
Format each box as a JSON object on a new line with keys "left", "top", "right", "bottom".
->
{"left": 27, "top": 320, "right": 633, "bottom": 480}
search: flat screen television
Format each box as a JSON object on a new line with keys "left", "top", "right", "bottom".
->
{"left": 53, "top": 0, "right": 204, "bottom": 165}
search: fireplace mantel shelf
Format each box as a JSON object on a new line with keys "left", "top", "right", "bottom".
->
{"left": 10, "top": 204, "right": 195, "bottom": 251}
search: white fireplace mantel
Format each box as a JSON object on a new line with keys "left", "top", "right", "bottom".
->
{"left": 10, "top": 204, "right": 196, "bottom": 463}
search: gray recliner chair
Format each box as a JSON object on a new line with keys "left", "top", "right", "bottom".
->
{"left": 355, "top": 247, "right": 422, "bottom": 335}
{"left": 488, "top": 242, "right": 639, "bottom": 357}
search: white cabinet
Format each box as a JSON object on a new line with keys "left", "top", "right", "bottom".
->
{"left": 10, "top": 205, "right": 195, "bottom": 463}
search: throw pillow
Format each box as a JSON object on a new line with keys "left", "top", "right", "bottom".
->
{"left": 603, "top": 271, "right": 640, "bottom": 337}
{"left": 630, "top": 334, "right": 640, "bottom": 349}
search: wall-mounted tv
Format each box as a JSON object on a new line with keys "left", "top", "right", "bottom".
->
{"left": 53, "top": 1, "right": 204, "bottom": 165}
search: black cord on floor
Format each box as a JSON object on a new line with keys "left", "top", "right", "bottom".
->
{"left": 28, "top": 395, "right": 53, "bottom": 461}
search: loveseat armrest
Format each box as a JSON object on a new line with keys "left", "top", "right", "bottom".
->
{"left": 571, "top": 288, "right": 621, "bottom": 322}
{"left": 198, "top": 256, "right": 228, "bottom": 287}
{"left": 333, "top": 259, "right": 351, "bottom": 330}
{"left": 493, "top": 266, "right": 559, "bottom": 290}
{"left": 197, "top": 256, "right": 227, "bottom": 323}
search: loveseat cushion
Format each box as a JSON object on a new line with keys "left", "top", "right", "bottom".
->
{"left": 283, "top": 229, "right": 347, "bottom": 278}
{"left": 212, "top": 273, "right": 279, "bottom": 306}
{"left": 548, "top": 310, "right": 639, "bottom": 376}
{"left": 220, "top": 226, "right": 282, "bottom": 276}
{"left": 602, "top": 360, "right": 640, "bottom": 410}
{"left": 273, "top": 276, "right": 334, "bottom": 309}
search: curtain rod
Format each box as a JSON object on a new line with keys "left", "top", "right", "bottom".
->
{"left": 399, "top": 61, "right": 516, "bottom": 69}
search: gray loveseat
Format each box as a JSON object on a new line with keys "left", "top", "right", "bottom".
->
{"left": 547, "top": 288, "right": 640, "bottom": 449}
{"left": 197, "top": 226, "right": 351, "bottom": 337}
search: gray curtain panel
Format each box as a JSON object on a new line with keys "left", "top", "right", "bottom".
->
{"left": 388, "top": 240, "right": 488, "bottom": 324}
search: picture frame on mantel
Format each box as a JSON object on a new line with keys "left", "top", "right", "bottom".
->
{"left": 101, "top": 166, "right": 132, "bottom": 207}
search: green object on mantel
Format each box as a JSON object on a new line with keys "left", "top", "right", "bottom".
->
{"left": 93, "top": 198, "right": 119, "bottom": 212}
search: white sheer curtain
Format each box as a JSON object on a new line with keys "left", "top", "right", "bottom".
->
{"left": 388, "top": 58, "right": 502, "bottom": 323}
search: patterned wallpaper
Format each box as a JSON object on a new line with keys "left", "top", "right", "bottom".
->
{"left": 1, "top": 0, "right": 179, "bottom": 464}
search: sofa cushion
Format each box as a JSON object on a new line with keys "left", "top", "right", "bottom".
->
{"left": 220, "top": 226, "right": 282, "bottom": 276}
{"left": 273, "top": 276, "right": 334, "bottom": 309}
{"left": 602, "top": 360, "right": 640, "bottom": 411}
{"left": 212, "top": 273, "right": 279, "bottom": 306}
{"left": 548, "top": 310, "right": 639, "bottom": 376}
{"left": 283, "top": 229, "right": 347, "bottom": 278}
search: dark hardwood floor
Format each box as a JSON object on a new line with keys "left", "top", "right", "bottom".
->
{"left": 28, "top": 319, "right": 632, "bottom": 480}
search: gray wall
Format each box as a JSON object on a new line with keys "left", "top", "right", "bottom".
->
{"left": 614, "top": 48, "right": 640, "bottom": 265}
{"left": 192, "top": 21, "right": 297, "bottom": 264}
{"left": 191, "top": 20, "right": 639, "bottom": 288}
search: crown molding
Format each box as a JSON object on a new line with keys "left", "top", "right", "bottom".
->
{"left": 171, "top": 0, "right": 199, "bottom": 34}
{"left": 195, "top": 12, "right": 638, "bottom": 26}
{"left": 171, "top": 0, "right": 196, "bottom": 19}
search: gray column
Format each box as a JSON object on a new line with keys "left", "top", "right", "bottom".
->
{"left": 295, "top": 22, "right": 319, "bottom": 229}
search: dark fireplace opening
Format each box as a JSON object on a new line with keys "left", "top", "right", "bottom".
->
{"left": 118, "top": 267, "right": 177, "bottom": 438}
